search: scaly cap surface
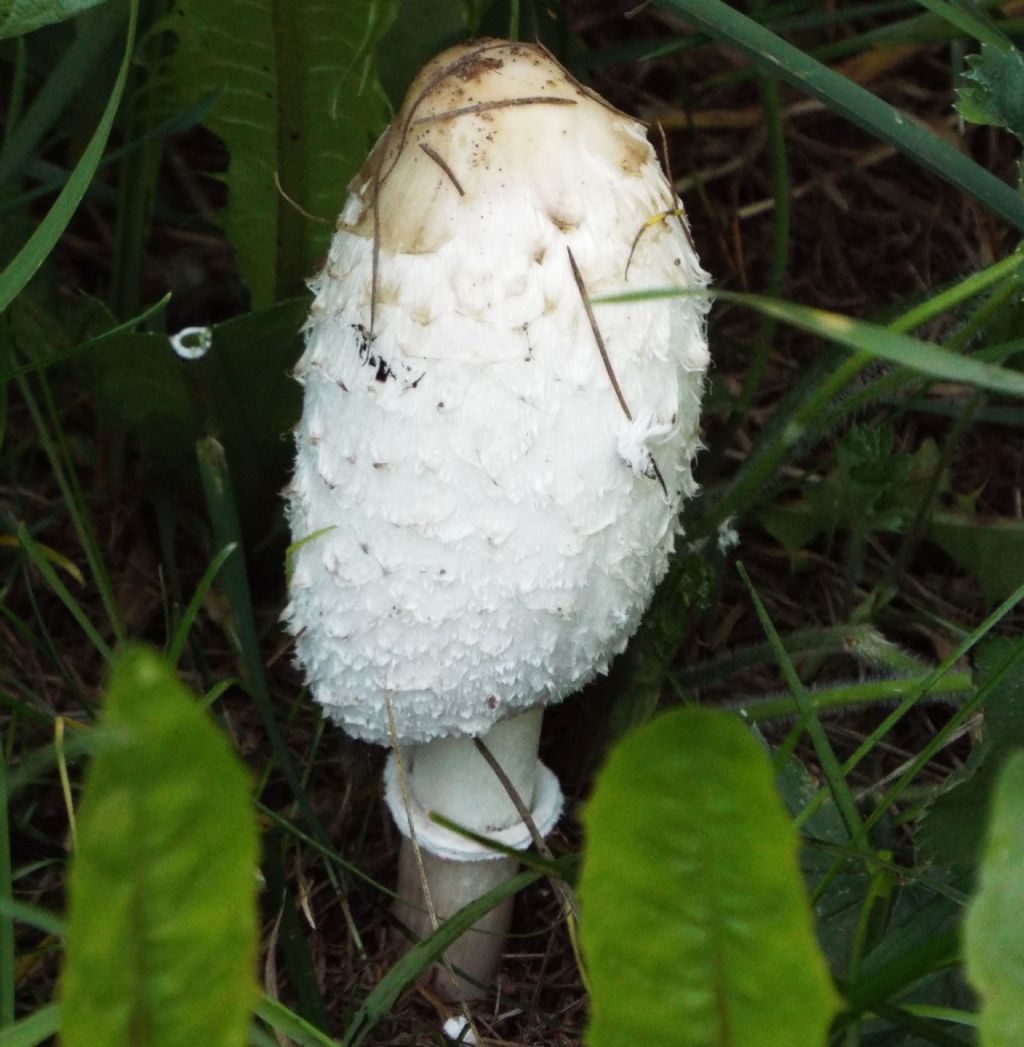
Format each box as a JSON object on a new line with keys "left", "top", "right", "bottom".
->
{"left": 285, "top": 40, "right": 710, "bottom": 744}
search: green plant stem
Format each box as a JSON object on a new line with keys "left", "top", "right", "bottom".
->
{"left": 674, "top": 623, "right": 882, "bottom": 688}
{"left": 730, "top": 670, "right": 972, "bottom": 722}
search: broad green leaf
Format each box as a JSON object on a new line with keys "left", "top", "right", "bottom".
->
{"left": 59, "top": 646, "right": 259, "bottom": 1047}
{"left": 957, "top": 43, "right": 1024, "bottom": 140}
{"left": 86, "top": 298, "right": 304, "bottom": 516}
{"left": 0, "top": 1, "right": 135, "bottom": 313}
{"left": 156, "top": 0, "right": 397, "bottom": 306}
{"left": 0, "top": 0, "right": 109, "bottom": 39}
{"left": 655, "top": 0, "right": 1024, "bottom": 233}
{"left": 964, "top": 751, "right": 1024, "bottom": 1046}
{"left": 927, "top": 512, "right": 1024, "bottom": 605}
{"left": 579, "top": 707, "right": 839, "bottom": 1047}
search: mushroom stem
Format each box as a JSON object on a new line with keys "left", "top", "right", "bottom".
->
{"left": 388, "top": 708, "right": 559, "bottom": 999}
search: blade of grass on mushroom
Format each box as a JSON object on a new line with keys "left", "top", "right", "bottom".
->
{"left": 655, "top": 0, "right": 1024, "bottom": 233}
{"left": 597, "top": 288, "right": 1024, "bottom": 398}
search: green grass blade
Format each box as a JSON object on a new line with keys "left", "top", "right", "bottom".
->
{"left": 0, "top": 1003, "right": 60, "bottom": 1047}
{"left": 255, "top": 996, "right": 341, "bottom": 1047}
{"left": 340, "top": 869, "right": 544, "bottom": 1047}
{"left": 802, "top": 580, "right": 1024, "bottom": 843}
{"left": 0, "top": 1, "right": 111, "bottom": 39}
{"left": 195, "top": 438, "right": 338, "bottom": 861}
{"left": 717, "top": 290, "right": 1024, "bottom": 397}
{"left": 605, "top": 285, "right": 1024, "bottom": 397}
{"left": 0, "top": 1, "right": 137, "bottom": 312}
{"left": 0, "top": 895, "right": 66, "bottom": 937}
{"left": 605, "top": 251, "right": 1024, "bottom": 538}
{"left": 656, "top": 0, "right": 1024, "bottom": 232}
{"left": 0, "top": 297, "right": 170, "bottom": 384}
{"left": 16, "top": 525, "right": 113, "bottom": 663}
{"left": 738, "top": 564, "right": 864, "bottom": 838}
{"left": 0, "top": 6, "right": 122, "bottom": 185}
{"left": 913, "top": 0, "right": 1012, "bottom": 49}
{"left": 0, "top": 729, "right": 12, "bottom": 1027}
{"left": 166, "top": 542, "right": 237, "bottom": 667}
{"left": 964, "top": 752, "right": 1024, "bottom": 1047}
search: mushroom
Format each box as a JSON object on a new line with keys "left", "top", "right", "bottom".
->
{"left": 285, "top": 38, "right": 709, "bottom": 999}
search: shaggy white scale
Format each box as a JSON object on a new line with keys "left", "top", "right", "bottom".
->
{"left": 285, "top": 40, "right": 710, "bottom": 747}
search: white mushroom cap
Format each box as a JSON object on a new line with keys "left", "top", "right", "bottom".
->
{"left": 285, "top": 39, "right": 710, "bottom": 745}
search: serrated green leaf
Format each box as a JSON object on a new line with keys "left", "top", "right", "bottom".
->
{"left": 0, "top": 0, "right": 109, "bottom": 38}
{"left": 59, "top": 646, "right": 259, "bottom": 1047}
{"left": 155, "top": 0, "right": 397, "bottom": 306}
{"left": 956, "top": 43, "right": 1024, "bottom": 140}
{"left": 579, "top": 707, "right": 839, "bottom": 1047}
{"left": 964, "top": 751, "right": 1024, "bottom": 1046}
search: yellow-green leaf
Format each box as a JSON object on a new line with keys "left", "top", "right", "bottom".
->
{"left": 580, "top": 707, "right": 839, "bottom": 1047}
{"left": 60, "top": 646, "right": 259, "bottom": 1047}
